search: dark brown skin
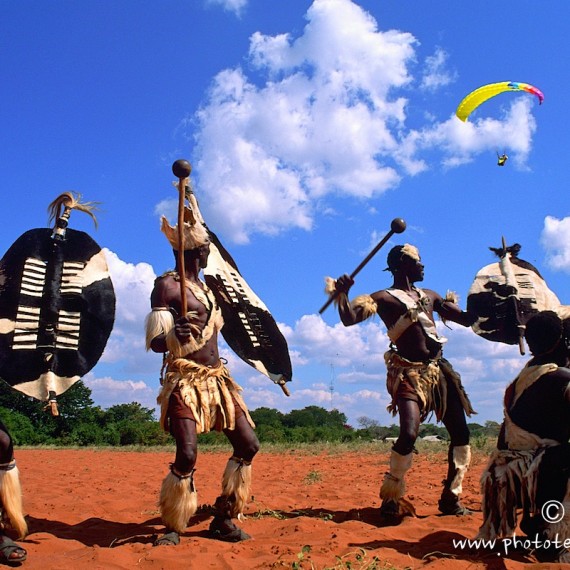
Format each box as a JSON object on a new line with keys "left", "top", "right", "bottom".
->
{"left": 497, "top": 337, "right": 570, "bottom": 449}
{"left": 150, "top": 244, "right": 219, "bottom": 366}
{"left": 334, "top": 252, "right": 477, "bottom": 458}
{"left": 149, "top": 245, "right": 259, "bottom": 476}
{"left": 336, "top": 255, "right": 476, "bottom": 361}
{"left": 494, "top": 319, "right": 570, "bottom": 543}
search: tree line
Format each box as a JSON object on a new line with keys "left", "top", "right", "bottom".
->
{"left": 0, "top": 381, "right": 501, "bottom": 446}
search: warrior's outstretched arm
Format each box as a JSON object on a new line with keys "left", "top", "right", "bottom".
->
{"left": 434, "top": 293, "right": 478, "bottom": 328}
{"left": 332, "top": 275, "right": 375, "bottom": 326}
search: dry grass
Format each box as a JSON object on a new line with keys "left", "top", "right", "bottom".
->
{"left": 17, "top": 437, "right": 499, "bottom": 458}
{"left": 287, "top": 545, "right": 411, "bottom": 570}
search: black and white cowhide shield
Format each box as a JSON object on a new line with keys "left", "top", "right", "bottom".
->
{"left": 0, "top": 228, "right": 115, "bottom": 400}
{"left": 203, "top": 230, "right": 292, "bottom": 387}
{"left": 467, "top": 255, "right": 560, "bottom": 345}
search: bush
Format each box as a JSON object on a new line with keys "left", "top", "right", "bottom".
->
{"left": 255, "top": 424, "right": 286, "bottom": 443}
{"left": 0, "top": 408, "right": 42, "bottom": 445}
{"left": 68, "top": 423, "right": 108, "bottom": 446}
{"left": 197, "top": 431, "right": 228, "bottom": 445}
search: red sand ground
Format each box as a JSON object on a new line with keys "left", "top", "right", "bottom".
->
{"left": 9, "top": 448, "right": 566, "bottom": 569}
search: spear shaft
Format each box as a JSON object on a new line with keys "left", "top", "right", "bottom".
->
{"left": 499, "top": 236, "right": 526, "bottom": 355}
{"left": 319, "top": 218, "right": 406, "bottom": 314}
{"left": 172, "top": 160, "right": 193, "bottom": 315}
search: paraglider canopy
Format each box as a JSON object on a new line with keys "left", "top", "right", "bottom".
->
{"left": 456, "top": 81, "right": 544, "bottom": 122}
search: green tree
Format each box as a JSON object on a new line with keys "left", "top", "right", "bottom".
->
{"left": 0, "top": 382, "right": 46, "bottom": 424}
{"left": 255, "top": 424, "right": 286, "bottom": 443}
{"left": 467, "top": 422, "right": 489, "bottom": 438}
{"left": 68, "top": 423, "right": 108, "bottom": 446}
{"left": 197, "top": 431, "right": 227, "bottom": 445}
{"left": 249, "top": 407, "right": 284, "bottom": 427}
{"left": 0, "top": 407, "right": 41, "bottom": 445}
{"left": 105, "top": 402, "right": 156, "bottom": 423}
{"left": 283, "top": 406, "right": 347, "bottom": 429}
{"left": 103, "top": 403, "right": 164, "bottom": 445}
{"left": 0, "top": 380, "right": 100, "bottom": 442}
{"left": 357, "top": 416, "right": 386, "bottom": 439}
{"left": 484, "top": 420, "right": 501, "bottom": 437}
{"left": 418, "top": 423, "right": 448, "bottom": 439}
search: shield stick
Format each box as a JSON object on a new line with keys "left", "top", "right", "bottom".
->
{"left": 499, "top": 236, "right": 526, "bottom": 355}
{"left": 277, "top": 377, "right": 291, "bottom": 397}
{"left": 172, "top": 159, "right": 192, "bottom": 315}
{"left": 319, "top": 217, "right": 406, "bottom": 314}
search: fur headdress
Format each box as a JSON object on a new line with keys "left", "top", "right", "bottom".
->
{"left": 160, "top": 206, "right": 210, "bottom": 251}
{"left": 385, "top": 244, "right": 420, "bottom": 272}
{"left": 160, "top": 177, "right": 210, "bottom": 251}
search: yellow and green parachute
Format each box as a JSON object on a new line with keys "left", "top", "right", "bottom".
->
{"left": 456, "top": 81, "right": 544, "bottom": 122}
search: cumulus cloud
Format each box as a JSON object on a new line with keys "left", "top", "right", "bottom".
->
{"left": 288, "top": 314, "right": 387, "bottom": 368}
{"left": 542, "top": 215, "right": 570, "bottom": 272}
{"left": 79, "top": 249, "right": 162, "bottom": 412}
{"left": 183, "top": 0, "right": 416, "bottom": 243}
{"left": 100, "top": 248, "right": 159, "bottom": 374}
{"left": 169, "top": 0, "right": 539, "bottom": 244}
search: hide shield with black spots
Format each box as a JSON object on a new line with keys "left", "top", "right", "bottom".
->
{"left": 203, "top": 231, "right": 292, "bottom": 387}
{"left": 467, "top": 256, "right": 560, "bottom": 345}
{"left": 0, "top": 228, "right": 116, "bottom": 400}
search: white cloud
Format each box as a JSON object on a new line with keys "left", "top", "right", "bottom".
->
{"left": 399, "top": 97, "right": 537, "bottom": 173}
{"left": 100, "top": 248, "right": 159, "bottom": 374}
{"left": 420, "top": 47, "right": 456, "bottom": 91}
{"left": 104, "top": 248, "right": 155, "bottom": 324}
{"left": 205, "top": 0, "right": 247, "bottom": 17}
{"left": 174, "top": 0, "right": 539, "bottom": 244}
{"left": 84, "top": 374, "right": 157, "bottom": 411}
{"left": 186, "top": 0, "right": 416, "bottom": 243}
{"left": 288, "top": 314, "right": 387, "bottom": 369}
{"left": 542, "top": 215, "right": 570, "bottom": 272}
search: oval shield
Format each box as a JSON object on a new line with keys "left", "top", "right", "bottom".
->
{"left": 0, "top": 228, "right": 115, "bottom": 400}
{"left": 203, "top": 230, "right": 292, "bottom": 386}
{"left": 467, "top": 256, "right": 560, "bottom": 345}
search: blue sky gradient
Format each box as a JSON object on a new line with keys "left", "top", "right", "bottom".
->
{"left": 2, "top": 0, "right": 570, "bottom": 427}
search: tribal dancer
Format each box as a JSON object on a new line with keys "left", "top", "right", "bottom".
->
{"left": 146, "top": 211, "right": 259, "bottom": 546}
{"left": 329, "top": 244, "right": 477, "bottom": 517}
{"left": 479, "top": 310, "right": 570, "bottom": 563}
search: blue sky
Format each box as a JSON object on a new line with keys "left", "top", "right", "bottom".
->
{"left": 2, "top": 0, "right": 570, "bottom": 427}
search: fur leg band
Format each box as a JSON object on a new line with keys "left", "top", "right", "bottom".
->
{"left": 221, "top": 456, "right": 252, "bottom": 519}
{"left": 380, "top": 450, "right": 413, "bottom": 502}
{"left": 0, "top": 460, "right": 27, "bottom": 539}
{"left": 159, "top": 468, "right": 198, "bottom": 533}
{"left": 448, "top": 445, "right": 471, "bottom": 496}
